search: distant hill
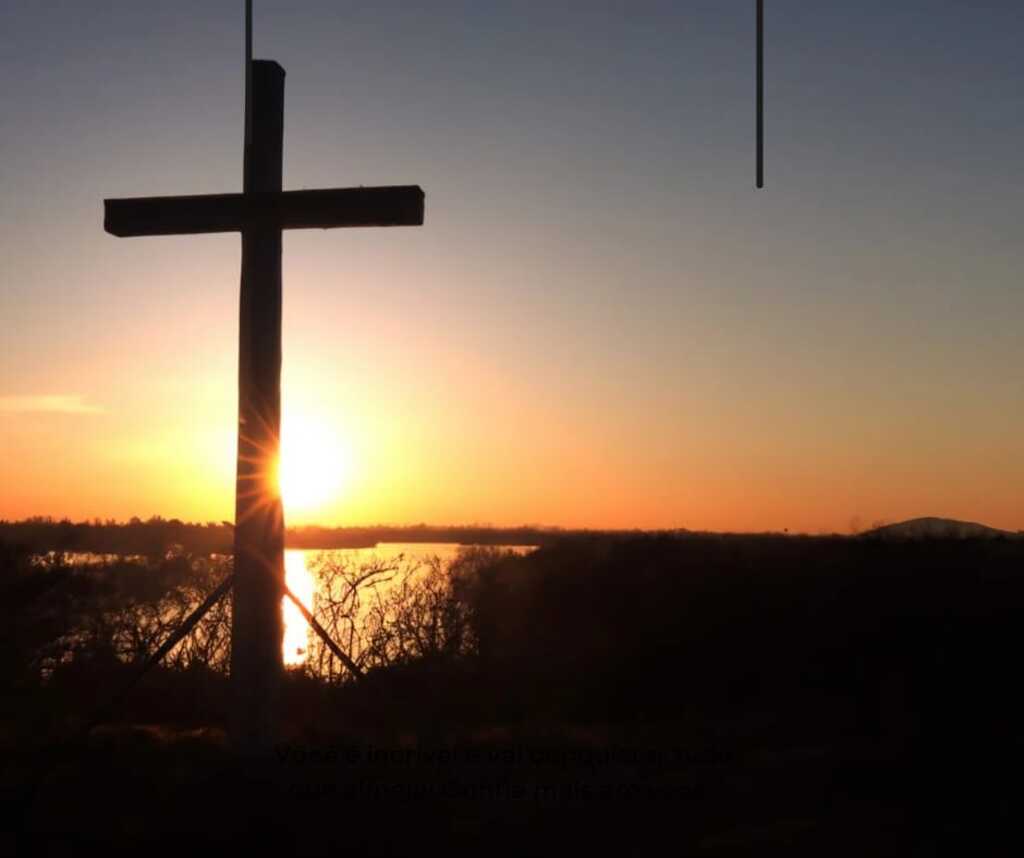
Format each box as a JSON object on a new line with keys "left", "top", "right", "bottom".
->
{"left": 862, "top": 517, "right": 1018, "bottom": 540}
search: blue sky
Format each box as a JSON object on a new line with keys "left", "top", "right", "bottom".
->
{"left": 1, "top": 1, "right": 1021, "bottom": 531}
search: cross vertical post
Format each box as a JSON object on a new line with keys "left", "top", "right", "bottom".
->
{"left": 230, "top": 59, "right": 286, "bottom": 753}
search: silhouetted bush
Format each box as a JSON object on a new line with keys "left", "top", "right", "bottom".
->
{"left": 4, "top": 533, "right": 1023, "bottom": 749}
{"left": 450, "top": 534, "right": 1024, "bottom": 742}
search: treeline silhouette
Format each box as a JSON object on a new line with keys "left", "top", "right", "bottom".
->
{"left": 0, "top": 516, "right": 595, "bottom": 556}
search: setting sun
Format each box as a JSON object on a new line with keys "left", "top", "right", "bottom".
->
{"left": 276, "top": 413, "right": 351, "bottom": 516}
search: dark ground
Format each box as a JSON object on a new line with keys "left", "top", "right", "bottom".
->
{"left": 3, "top": 533, "right": 1022, "bottom": 855}
{"left": 5, "top": 716, "right": 1020, "bottom": 856}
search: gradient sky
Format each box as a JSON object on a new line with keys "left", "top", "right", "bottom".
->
{"left": 1, "top": 1, "right": 1021, "bottom": 533}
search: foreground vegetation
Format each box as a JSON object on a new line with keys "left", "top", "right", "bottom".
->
{"left": 2, "top": 533, "right": 1022, "bottom": 854}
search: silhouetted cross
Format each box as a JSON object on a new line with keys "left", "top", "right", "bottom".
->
{"left": 103, "top": 10, "right": 423, "bottom": 753}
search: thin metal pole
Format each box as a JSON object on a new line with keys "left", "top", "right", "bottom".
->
{"left": 244, "top": 0, "right": 253, "bottom": 189}
{"left": 757, "top": 0, "right": 764, "bottom": 188}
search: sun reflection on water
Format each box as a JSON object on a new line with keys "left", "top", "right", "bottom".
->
{"left": 283, "top": 550, "right": 315, "bottom": 666}
{"left": 280, "top": 544, "right": 535, "bottom": 668}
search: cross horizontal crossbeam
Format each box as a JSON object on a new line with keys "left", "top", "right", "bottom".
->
{"left": 104, "top": 185, "right": 424, "bottom": 237}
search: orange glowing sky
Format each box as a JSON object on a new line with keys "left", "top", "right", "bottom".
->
{"left": 2, "top": 3, "right": 1022, "bottom": 534}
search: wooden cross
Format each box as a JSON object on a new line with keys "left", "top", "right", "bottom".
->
{"left": 103, "top": 16, "right": 424, "bottom": 752}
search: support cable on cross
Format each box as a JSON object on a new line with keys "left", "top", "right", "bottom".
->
{"left": 78, "top": 573, "right": 366, "bottom": 743}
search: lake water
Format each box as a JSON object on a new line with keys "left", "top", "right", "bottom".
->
{"left": 284, "top": 543, "right": 534, "bottom": 666}
{"left": 35, "top": 543, "right": 535, "bottom": 670}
